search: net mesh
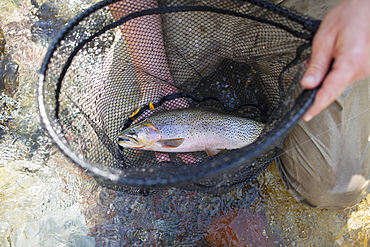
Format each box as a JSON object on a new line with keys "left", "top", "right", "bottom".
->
{"left": 38, "top": 0, "right": 319, "bottom": 194}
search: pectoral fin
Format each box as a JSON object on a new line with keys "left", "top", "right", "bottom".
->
{"left": 157, "top": 138, "right": 185, "bottom": 148}
{"left": 205, "top": 148, "right": 222, "bottom": 156}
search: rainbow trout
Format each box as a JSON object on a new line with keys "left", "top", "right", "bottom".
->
{"left": 118, "top": 108, "right": 264, "bottom": 156}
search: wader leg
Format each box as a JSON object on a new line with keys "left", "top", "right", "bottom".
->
{"left": 279, "top": 77, "right": 370, "bottom": 210}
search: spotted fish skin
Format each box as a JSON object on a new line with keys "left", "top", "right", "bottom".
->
{"left": 118, "top": 108, "right": 264, "bottom": 154}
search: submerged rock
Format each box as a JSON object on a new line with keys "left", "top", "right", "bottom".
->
{"left": 0, "top": 92, "right": 18, "bottom": 138}
{"left": 205, "top": 209, "right": 278, "bottom": 247}
{"left": 0, "top": 27, "right": 19, "bottom": 97}
{"left": 31, "top": 1, "right": 67, "bottom": 45}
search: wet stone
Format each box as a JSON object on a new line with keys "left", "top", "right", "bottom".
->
{"left": 31, "top": 1, "right": 67, "bottom": 45}
{"left": 0, "top": 27, "right": 19, "bottom": 97}
{"left": 0, "top": 92, "right": 18, "bottom": 136}
{"left": 0, "top": 29, "right": 5, "bottom": 54}
{"left": 188, "top": 58, "right": 266, "bottom": 121}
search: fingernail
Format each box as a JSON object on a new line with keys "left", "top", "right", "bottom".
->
{"left": 302, "top": 75, "right": 316, "bottom": 87}
{"left": 303, "top": 114, "right": 313, "bottom": 122}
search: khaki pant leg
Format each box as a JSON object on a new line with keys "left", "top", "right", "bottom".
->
{"left": 279, "top": 77, "right": 370, "bottom": 210}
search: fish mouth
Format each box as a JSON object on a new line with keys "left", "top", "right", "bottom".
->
{"left": 119, "top": 128, "right": 140, "bottom": 141}
{"left": 118, "top": 137, "right": 146, "bottom": 149}
{"left": 118, "top": 135, "right": 138, "bottom": 143}
{"left": 118, "top": 136, "right": 131, "bottom": 142}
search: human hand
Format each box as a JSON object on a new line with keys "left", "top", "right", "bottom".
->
{"left": 300, "top": 0, "right": 370, "bottom": 122}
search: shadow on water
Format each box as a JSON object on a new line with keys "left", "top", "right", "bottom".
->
{"left": 1, "top": 0, "right": 370, "bottom": 246}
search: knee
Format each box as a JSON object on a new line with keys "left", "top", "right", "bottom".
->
{"left": 278, "top": 157, "right": 370, "bottom": 210}
{"left": 300, "top": 174, "right": 370, "bottom": 210}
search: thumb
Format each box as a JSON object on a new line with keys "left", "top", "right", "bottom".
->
{"left": 301, "top": 34, "right": 334, "bottom": 89}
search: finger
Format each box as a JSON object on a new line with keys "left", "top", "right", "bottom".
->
{"left": 302, "top": 55, "right": 354, "bottom": 121}
{"left": 301, "top": 28, "right": 336, "bottom": 89}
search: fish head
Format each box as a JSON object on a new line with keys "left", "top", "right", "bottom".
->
{"left": 118, "top": 121, "right": 161, "bottom": 149}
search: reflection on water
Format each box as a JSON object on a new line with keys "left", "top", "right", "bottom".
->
{"left": 0, "top": 0, "right": 370, "bottom": 246}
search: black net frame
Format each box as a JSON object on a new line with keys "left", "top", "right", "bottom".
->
{"left": 38, "top": 0, "right": 320, "bottom": 193}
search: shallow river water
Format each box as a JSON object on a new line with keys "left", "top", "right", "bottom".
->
{"left": 1, "top": 0, "right": 370, "bottom": 246}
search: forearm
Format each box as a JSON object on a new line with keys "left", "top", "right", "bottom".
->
{"left": 109, "top": 0, "right": 171, "bottom": 82}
